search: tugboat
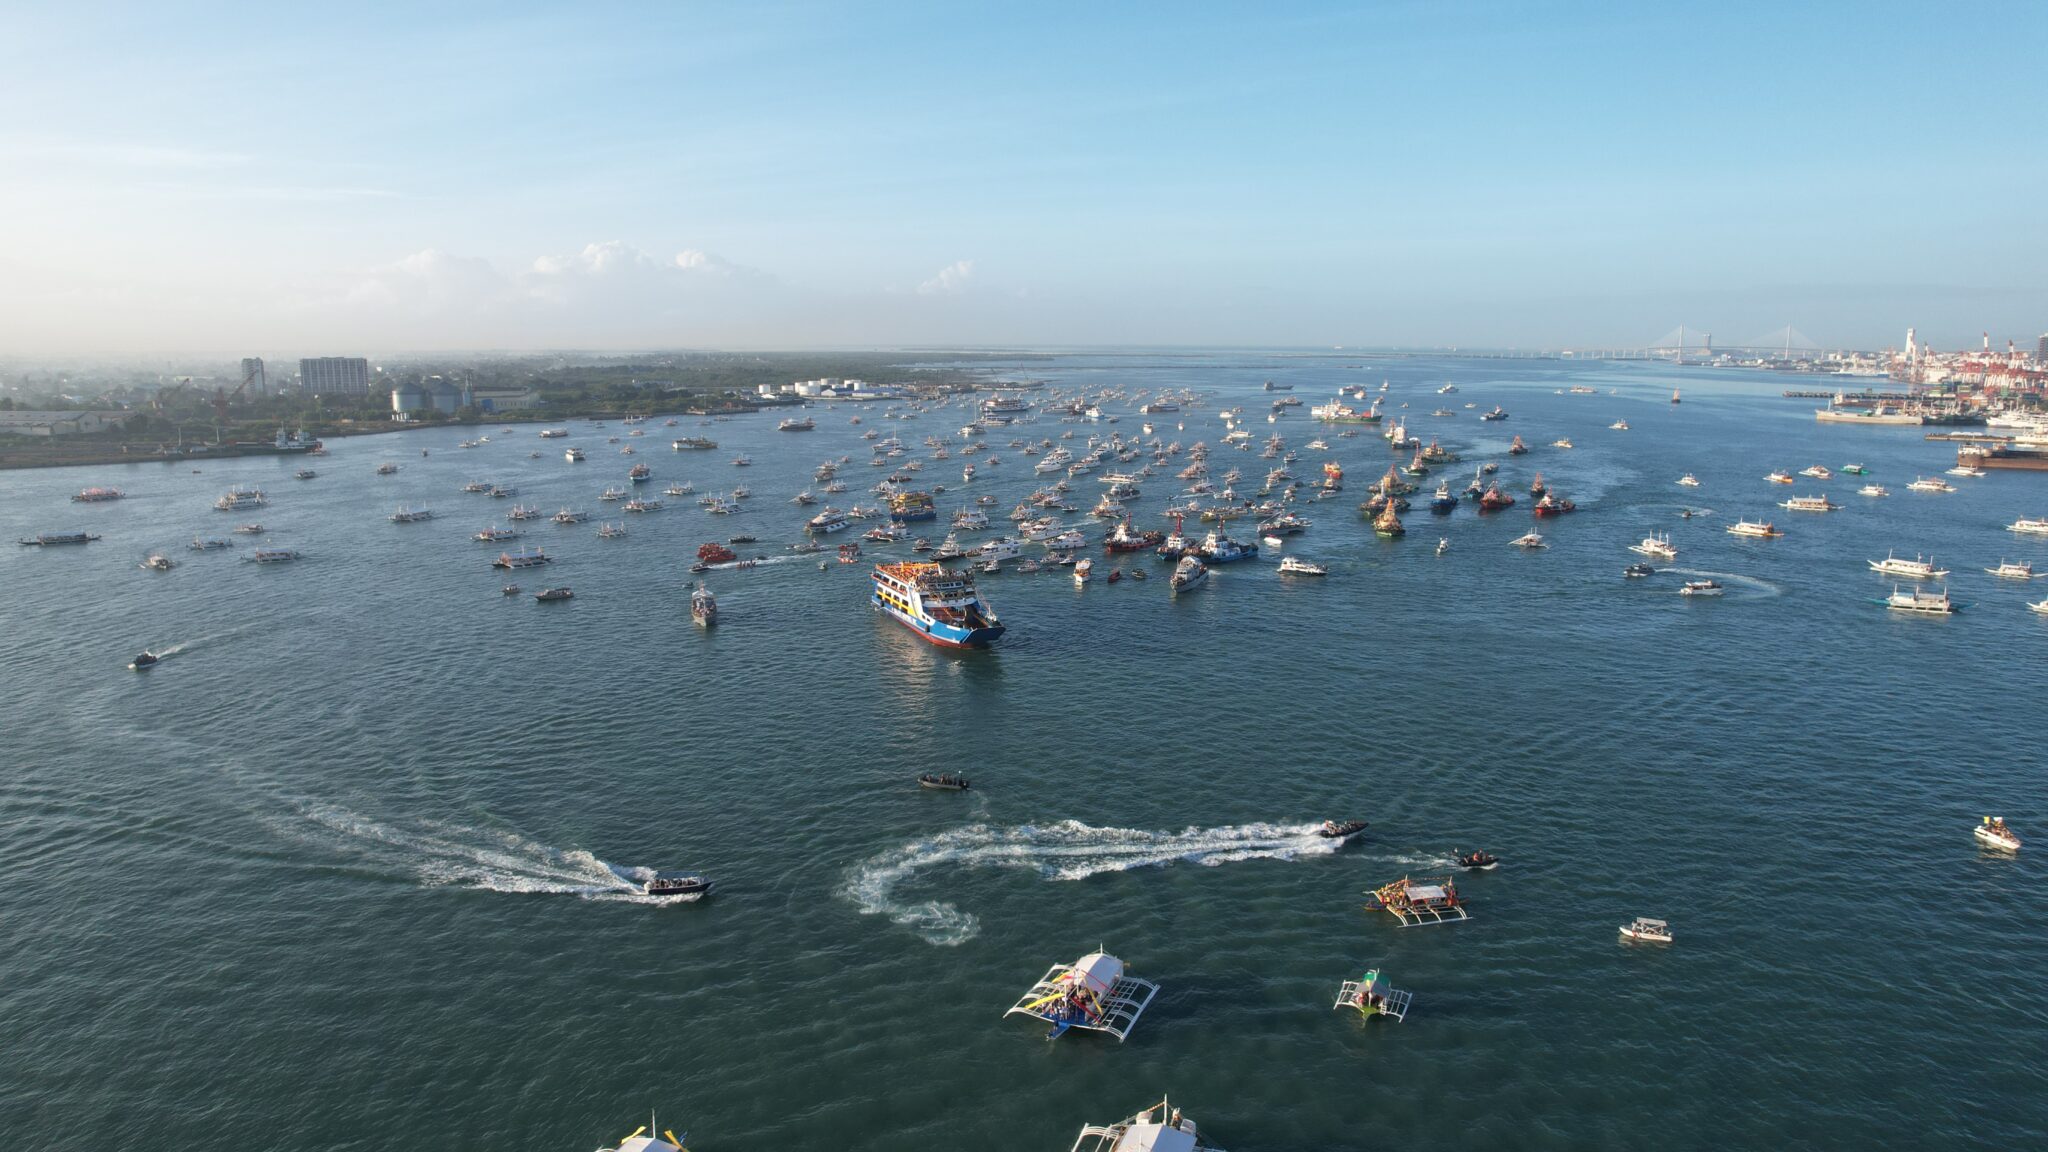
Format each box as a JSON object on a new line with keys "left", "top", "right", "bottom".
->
{"left": 1103, "top": 518, "right": 1164, "bottom": 552}
{"left": 1974, "top": 816, "right": 2022, "bottom": 852}
{"left": 1318, "top": 819, "right": 1368, "bottom": 841}
{"left": 1429, "top": 482, "right": 1458, "bottom": 514}
{"left": 1480, "top": 406, "right": 1509, "bottom": 421}
{"left": 1531, "top": 491, "right": 1576, "bottom": 517}
{"left": 641, "top": 871, "right": 712, "bottom": 898}
{"left": 1454, "top": 850, "right": 1499, "bottom": 870}
{"left": 1196, "top": 528, "right": 1257, "bottom": 563}
{"left": 690, "top": 581, "right": 717, "bottom": 627}
{"left": 1372, "top": 499, "right": 1405, "bottom": 538}
{"left": 1507, "top": 434, "right": 1529, "bottom": 455}
{"left": 1478, "top": 483, "right": 1516, "bottom": 511}
{"left": 918, "top": 773, "right": 970, "bottom": 791}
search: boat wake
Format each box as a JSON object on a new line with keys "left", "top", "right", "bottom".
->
{"left": 1663, "top": 567, "right": 1782, "bottom": 596}
{"left": 293, "top": 805, "right": 697, "bottom": 903}
{"left": 846, "top": 819, "right": 1346, "bottom": 945}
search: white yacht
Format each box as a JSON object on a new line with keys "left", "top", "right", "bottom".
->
{"left": 1985, "top": 560, "right": 2034, "bottom": 580}
{"left": 1609, "top": 419, "right": 1629, "bottom": 431}
{"left": 1868, "top": 551, "right": 1948, "bottom": 579}
{"left": 1620, "top": 917, "right": 1672, "bottom": 944}
{"left": 1070, "top": 1098, "right": 1220, "bottom": 1152}
{"left": 1629, "top": 532, "right": 1678, "bottom": 560}
{"left": 565, "top": 447, "right": 585, "bottom": 462}
{"left": 1677, "top": 474, "right": 1700, "bottom": 487}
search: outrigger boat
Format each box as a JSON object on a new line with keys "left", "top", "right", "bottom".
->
{"left": 641, "top": 871, "right": 712, "bottom": 898}
{"left": 1620, "top": 917, "right": 1672, "bottom": 944}
{"left": 1333, "top": 967, "right": 1411, "bottom": 1022}
{"left": 1365, "top": 875, "right": 1469, "bottom": 926}
{"left": 1004, "top": 950, "right": 1159, "bottom": 1042}
{"left": 1070, "top": 1098, "right": 1221, "bottom": 1152}
{"left": 593, "top": 1113, "right": 690, "bottom": 1152}
{"left": 917, "top": 773, "right": 969, "bottom": 791}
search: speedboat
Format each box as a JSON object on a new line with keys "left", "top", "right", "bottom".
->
{"left": 1620, "top": 917, "right": 1672, "bottom": 943}
{"left": 1317, "top": 819, "right": 1368, "bottom": 841}
{"left": 1623, "top": 563, "right": 1656, "bottom": 577}
{"left": 642, "top": 871, "right": 712, "bottom": 897}
{"left": 1510, "top": 531, "right": 1547, "bottom": 549}
{"left": 1455, "top": 850, "right": 1499, "bottom": 870}
{"left": 1277, "top": 556, "right": 1327, "bottom": 576}
{"left": 129, "top": 651, "right": 161, "bottom": 670}
{"left": 917, "top": 773, "right": 969, "bottom": 791}
{"left": 1679, "top": 579, "right": 1723, "bottom": 597}
{"left": 1859, "top": 485, "right": 1888, "bottom": 497}
{"left": 1974, "top": 817, "right": 2022, "bottom": 852}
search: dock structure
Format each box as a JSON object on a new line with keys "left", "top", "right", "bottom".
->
{"left": 1365, "top": 875, "right": 1470, "bottom": 926}
{"left": 1334, "top": 968, "right": 1412, "bottom": 1022}
{"left": 1004, "top": 951, "right": 1159, "bottom": 1042}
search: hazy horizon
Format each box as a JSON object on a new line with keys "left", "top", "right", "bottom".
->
{"left": 4, "top": 2, "right": 2044, "bottom": 356}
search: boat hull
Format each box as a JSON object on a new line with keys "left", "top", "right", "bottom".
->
{"left": 872, "top": 597, "right": 1004, "bottom": 648}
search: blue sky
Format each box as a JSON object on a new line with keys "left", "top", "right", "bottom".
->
{"left": 2, "top": 1, "right": 2044, "bottom": 353}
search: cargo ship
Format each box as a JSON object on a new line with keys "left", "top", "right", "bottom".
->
{"left": 1960, "top": 442, "right": 2048, "bottom": 471}
{"left": 888, "top": 490, "right": 938, "bottom": 522}
{"left": 1310, "top": 398, "right": 1382, "bottom": 424}
{"left": 871, "top": 561, "right": 1005, "bottom": 648}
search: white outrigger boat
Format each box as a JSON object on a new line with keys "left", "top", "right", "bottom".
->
{"left": 1004, "top": 950, "right": 1159, "bottom": 1042}
{"left": 1510, "top": 531, "right": 1547, "bottom": 549}
{"left": 1986, "top": 560, "right": 2035, "bottom": 580}
{"left": 1070, "top": 1098, "right": 1221, "bottom": 1152}
{"left": 1629, "top": 531, "right": 1678, "bottom": 560}
{"left": 1333, "top": 967, "right": 1411, "bottom": 1022}
{"left": 1620, "top": 916, "right": 1672, "bottom": 944}
{"left": 1974, "top": 816, "right": 2022, "bottom": 852}
{"left": 1869, "top": 551, "right": 1948, "bottom": 579}
{"left": 1877, "top": 585, "right": 1957, "bottom": 615}
{"left": 592, "top": 1112, "right": 689, "bottom": 1152}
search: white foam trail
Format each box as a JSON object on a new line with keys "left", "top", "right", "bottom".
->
{"left": 294, "top": 804, "right": 696, "bottom": 904}
{"left": 846, "top": 820, "right": 1344, "bottom": 945}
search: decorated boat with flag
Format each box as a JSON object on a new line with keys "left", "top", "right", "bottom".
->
{"left": 872, "top": 560, "right": 1005, "bottom": 647}
{"left": 1004, "top": 950, "right": 1159, "bottom": 1042}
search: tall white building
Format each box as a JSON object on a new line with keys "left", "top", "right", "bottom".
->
{"left": 299, "top": 357, "right": 371, "bottom": 397}
{"left": 240, "top": 357, "right": 267, "bottom": 394}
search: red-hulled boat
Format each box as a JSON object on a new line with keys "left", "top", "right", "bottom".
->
{"left": 1531, "top": 492, "right": 1576, "bottom": 517}
{"left": 697, "top": 542, "right": 737, "bottom": 564}
{"left": 1508, "top": 435, "right": 1529, "bottom": 455}
{"left": 1478, "top": 484, "right": 1516, "bottom": 511}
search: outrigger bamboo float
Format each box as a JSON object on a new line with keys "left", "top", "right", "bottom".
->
{"left": 1004, "top": 950, "right": 1159, "bottom": 1041}
{"left": 1365, "top": 875, "right": 1470, "bottom": 926}
{"left": 1334, "top": 967, "right": 1411, "bottom": 1022}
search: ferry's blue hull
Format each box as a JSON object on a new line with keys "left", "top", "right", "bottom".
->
{"left": 873, "top": 596, "right": 1004, "bottom": 647}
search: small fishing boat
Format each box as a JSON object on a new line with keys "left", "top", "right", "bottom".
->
{"left": 141, "top": 553, "right": 175, "bottom": 571}
{"left": 1455, "top": 850, "right": 1499, "bottom": 870}
{"left": 129, "top": 651, "right": 161, "bottom": 670}
{"left": 534, "top": 587, "right": 574, "bottom": 602}
{"left": 917, "top": 773, "right": 969, "bottom": 791}
{"left": 1317, "top": 819, "right": 1368, "bottom": 841}
{"left": 1840, "top": 464, "right": 1868, "bottom": 475}
{"left": 690, "top": 581, "right": 717, "bottom": 627}
{"left": 1677, "top": 474, "right": 1700, "bottom": 487}
{"left": 1620, "top": 917, "right": 1672, "bottom": 944}
{"left": 1974, "top": 817, "right": 2022, "bottom": 852}
{"left": 1623, "top": 562, "right": 1656, "bottom": 577}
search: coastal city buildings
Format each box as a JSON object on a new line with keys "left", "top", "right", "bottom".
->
{"left": 298, "top": 356, "right": 371, "bottom": 397}
{"left": 240, "top": 358, "right": 267, "bottom": 394}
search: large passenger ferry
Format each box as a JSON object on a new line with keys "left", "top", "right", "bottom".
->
{"left": 871, "top": 561, "right": 1005, "bottom": 648}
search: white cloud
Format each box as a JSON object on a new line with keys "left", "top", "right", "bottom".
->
{"left": 917, "top": 259, "right": 976, "bottom": 295}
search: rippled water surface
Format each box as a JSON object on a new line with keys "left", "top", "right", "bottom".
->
{"left": 2, "top": 354, "right": 2043, "bottom": 1150}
